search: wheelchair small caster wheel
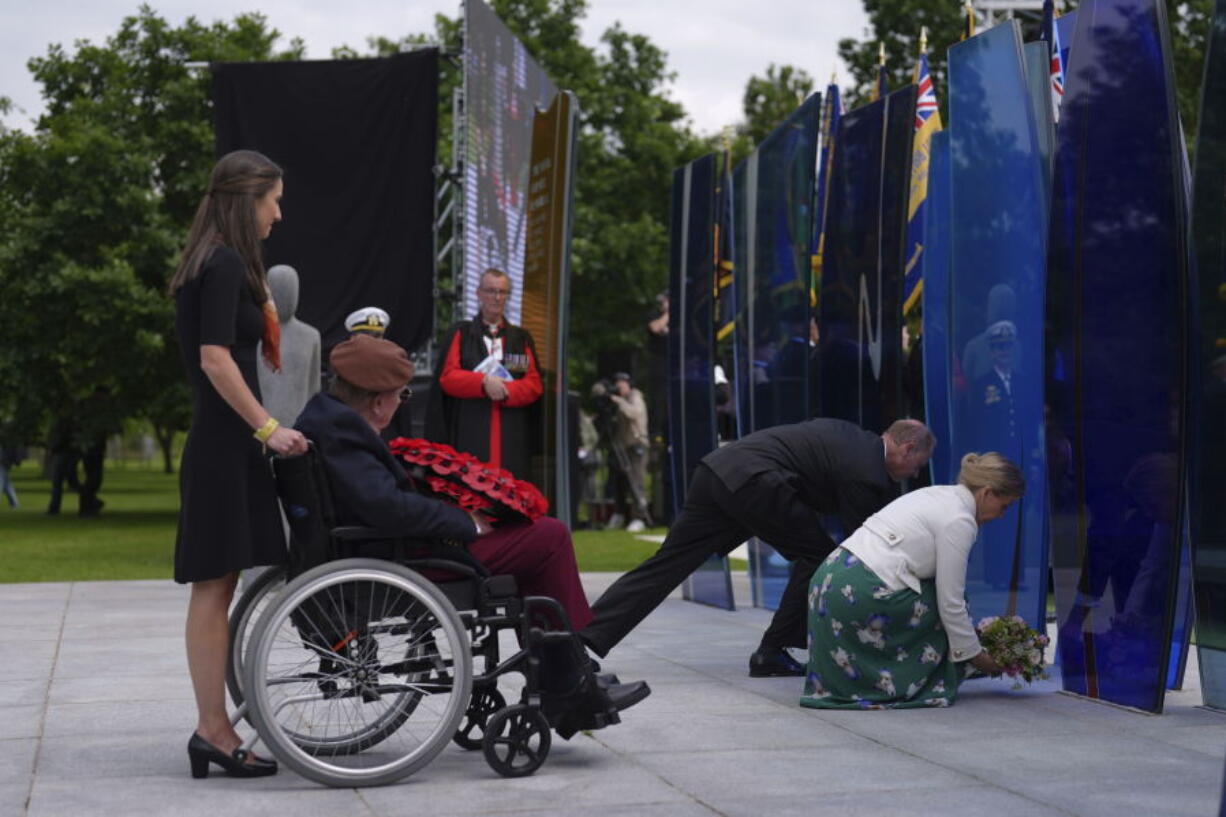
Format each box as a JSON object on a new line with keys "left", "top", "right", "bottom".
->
{"left": 482, "top": 704, "right": 551, "bottom": 778}
{"left": 454, "top": 686, "right": 507, "bottom": 750}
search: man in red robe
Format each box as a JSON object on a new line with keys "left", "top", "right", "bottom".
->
{"left": 429, "top": 268, "right": 543, "bottom": 481}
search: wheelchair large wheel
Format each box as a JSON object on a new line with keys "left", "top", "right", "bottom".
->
{"left": 226, "top": 564, "right": 287, "bottom": 712}
{"left": 243, "top": 558, "right": 472, "bottom": 788}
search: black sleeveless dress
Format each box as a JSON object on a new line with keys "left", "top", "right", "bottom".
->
{"left": 173, "top": 246, "right": 285, "bottom": 583}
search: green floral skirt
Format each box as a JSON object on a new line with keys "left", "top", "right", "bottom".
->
{"left": 800, "top": 547, "right": 966, "bottom": 710}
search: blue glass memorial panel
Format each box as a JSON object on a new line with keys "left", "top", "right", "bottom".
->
{"left": 922, "top": 131, "right": 954, "bottom": 485}
{"left": 1023, "top": 41, "right": 1055, "bottom": 210}
{"left": 731, "top": 95, "right": 821, "bottom": 610}
{"left": 668, "top": 153, "right": 734, "bottom": 610}
{"left": 1047, "top": 0, "right": 1189, "bottom": 712}
{"left": 947, "top": 20, "right": 1050, "bottom": 632}
{"left": 818, "top": 86, "right": 916, "bottom": 432}
{"left": 1190, "top": 0, "right": 1226, "bottom": 710}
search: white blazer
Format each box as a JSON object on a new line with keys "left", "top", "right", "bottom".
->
{"left": 839, "top": 484, "right": 982, "bottom": 662}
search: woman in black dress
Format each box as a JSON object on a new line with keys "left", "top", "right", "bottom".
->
{"left": 169, "top": 150, "right": 308, "bottom": 778}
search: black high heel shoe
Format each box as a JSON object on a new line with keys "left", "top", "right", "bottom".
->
{"left": 188, "top": 733, "right": 277, "bottom": 779}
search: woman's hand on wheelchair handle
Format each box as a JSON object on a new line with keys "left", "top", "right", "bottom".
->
{"left": 267, "top": 426, "right": 308, "bottom": 457}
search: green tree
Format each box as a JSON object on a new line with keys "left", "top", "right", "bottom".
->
{"left": 0, "top": 6, "right": 302, "bottom": 474}
{"left": 741, "top": 64, "right": 816, "bottom": 147}
{"left": 1168, "top": 0, "right": 1213, "bottom": 140}
{"left": 837, "top": 0, "right": 967, "bottom": 112}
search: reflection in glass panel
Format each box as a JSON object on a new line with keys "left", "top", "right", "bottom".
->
{"left": 1190, "top": 0, "right": 1226, "bottom": 710}
{"left": 818, "top": 87, "right": 915, "bottom": 432}
{"left": 1047, "top": 0, "right": 1188, "bottom": 713}
{"left": 1022, "top": 41, "right": 1055, "bottom": 210}
{"left": 947, "top": 20, "right": 1050, "bottom": 633}
{"left": 922, "top": 131, "right": 954, "bottom": 486}
{"left": 731, "top": 95, "right": 821, "bottom": 610}
{"left": 668, "top": 154, "right": 734, "bottom": 610}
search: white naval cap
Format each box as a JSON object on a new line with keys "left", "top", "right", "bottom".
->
{"left": 344, "top": 306, "right": 391, "bottom": 336}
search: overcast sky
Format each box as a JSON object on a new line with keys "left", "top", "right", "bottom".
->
{"left": 0, "top": 1, "right": 869, "bottom": 136}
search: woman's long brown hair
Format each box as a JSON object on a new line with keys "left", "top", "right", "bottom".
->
{"left": 168, "top": 149, "right": 282, "bottom": 300}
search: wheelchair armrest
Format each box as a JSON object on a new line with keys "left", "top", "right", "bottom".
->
{"left": 400, "top": 557, "right": 488, "bottom": 580}
{"left": 332, "top": 525, "right": 400, "bottom": 541}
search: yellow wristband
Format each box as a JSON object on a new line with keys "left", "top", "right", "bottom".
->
{"left": 253, "top": 417, "right": 280, "bottom": 443}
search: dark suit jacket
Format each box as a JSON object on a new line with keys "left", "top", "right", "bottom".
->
{"left": 701, "top": 418, "right": 894, "bottom": 536}
{"left": 295, "top": 392, "right": 476, "bottom": 542}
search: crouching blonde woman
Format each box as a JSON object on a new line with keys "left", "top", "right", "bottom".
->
{"left": 801, "top": 452, "right": 1024, "bottom": 709}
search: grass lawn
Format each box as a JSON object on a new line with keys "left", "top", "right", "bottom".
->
{"left": 0, "top": 464, "right": 181, "bottom": 583}
{"left": 0, "top": 463, "right": 679, "bottom": 582}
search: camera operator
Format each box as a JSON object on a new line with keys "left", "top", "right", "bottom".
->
{"left": 594, "top": 372, "right": 652, "bottom": 532}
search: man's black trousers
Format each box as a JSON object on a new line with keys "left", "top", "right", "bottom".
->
{"left": 582, "top": 463, "right": 836, "bottom": 656}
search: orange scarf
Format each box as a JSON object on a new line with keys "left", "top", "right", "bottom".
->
{"left": 261, "top": 299, "right": 281, "bottom": 372}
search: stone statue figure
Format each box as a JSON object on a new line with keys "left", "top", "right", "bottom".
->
{"left": 258, "top": 265, "right": 322, "bottom": 426}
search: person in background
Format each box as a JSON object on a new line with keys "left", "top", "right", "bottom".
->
{"left": 607, "top": 372, "right": 651, "bottom": 532}
{"left": 0, "top": 440, "right": 23, "bottom": 509}
{"left": 430, "top": 268, "right": 543, "bottom": 481}
{"left": 45, "top": 418, "right": 80, "bottom": 516}
{"left": 168, "top": 149, "right": 308, "bottom": 780}
{"left": 645, "top": 292, "right": 671, "bottom": 524}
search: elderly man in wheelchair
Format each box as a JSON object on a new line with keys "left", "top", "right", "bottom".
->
{"left": 231, "top": 334, "right": 648, "bottom": 786}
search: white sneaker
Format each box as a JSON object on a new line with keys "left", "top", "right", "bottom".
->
{"left": 606, "top": 513, "right": 625, "bottom": 530}
{"left": 626, "top": 519, "right": 646, "bottom": 533}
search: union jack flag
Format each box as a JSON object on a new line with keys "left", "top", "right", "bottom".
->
{"left": 914, "top": 54, "right": 938, "bottom": 129}
{"left": 1049, "top": 11, "right": 1066, "bottom": 122}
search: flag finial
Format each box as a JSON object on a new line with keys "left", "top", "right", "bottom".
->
{"left": 919, "top": 26, "right": 929, "bottom": 56}
{"left": 962, "top": 0, "right": 977, "bottom": 40}
{"left": 878, "top": 42, "right": 886, "bottom": 66}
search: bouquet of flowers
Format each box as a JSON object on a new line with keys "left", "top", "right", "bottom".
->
{"left": 388, "top": 437, "right": 549, "bottom": 522}
{"left": 976, "top": 615, "right": 1051, "bottom": 688}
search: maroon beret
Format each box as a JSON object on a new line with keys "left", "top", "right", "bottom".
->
{"left": 330, "top": 334, "right": 413, "bottom": 392}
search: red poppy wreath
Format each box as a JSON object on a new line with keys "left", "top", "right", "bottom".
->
{"left": 388, "top": 438, "right": 549, "bottom": 522}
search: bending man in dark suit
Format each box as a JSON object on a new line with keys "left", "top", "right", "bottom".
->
{"left": 580, "top": 418, "right": 935, "bottom": 676}
{"left": 295, "top": 333, "right": 649, "bottom": 736}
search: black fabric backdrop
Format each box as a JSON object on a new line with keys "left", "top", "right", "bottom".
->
{"left": 212, "top": 51, "right": 438, "bottom": 354}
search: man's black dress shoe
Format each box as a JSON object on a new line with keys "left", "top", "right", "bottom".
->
{"left": 604, "top": 680, "right": 651, "bottom": 711}
{"left": 188, "top": 733, "right": 278, "bottom": 779}
{"left": 748, "top": 646, "right": 806, "bottom": 677}
{"left": 549, "top": 680, "right": 652, "bottom": 740}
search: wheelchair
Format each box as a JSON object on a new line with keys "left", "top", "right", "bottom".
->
{"left": 226, "top": 447, "right": 612, "bottom": 787}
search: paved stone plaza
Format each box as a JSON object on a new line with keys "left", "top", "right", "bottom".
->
{"left": 2, "top": 573, "right": 1224, "bottom": 817}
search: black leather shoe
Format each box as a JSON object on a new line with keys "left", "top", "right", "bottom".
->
{"left": 748, "top": 646, "right": 806, "bottom": 677}
{"left": 188, "top": 733, "right": 277, "bottom": 779}
{"left": 595, "top": 672, "right": 621, "bottom": 687}
{"left": 548, "top": 679, "right": 652, "bottom": 740}
{"left": 604, "top": 680, "right": 651, "bottom": 712}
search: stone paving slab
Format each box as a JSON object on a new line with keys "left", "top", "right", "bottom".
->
{"left": 0, "top": 574, "right": 1223, "bottom": 817}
